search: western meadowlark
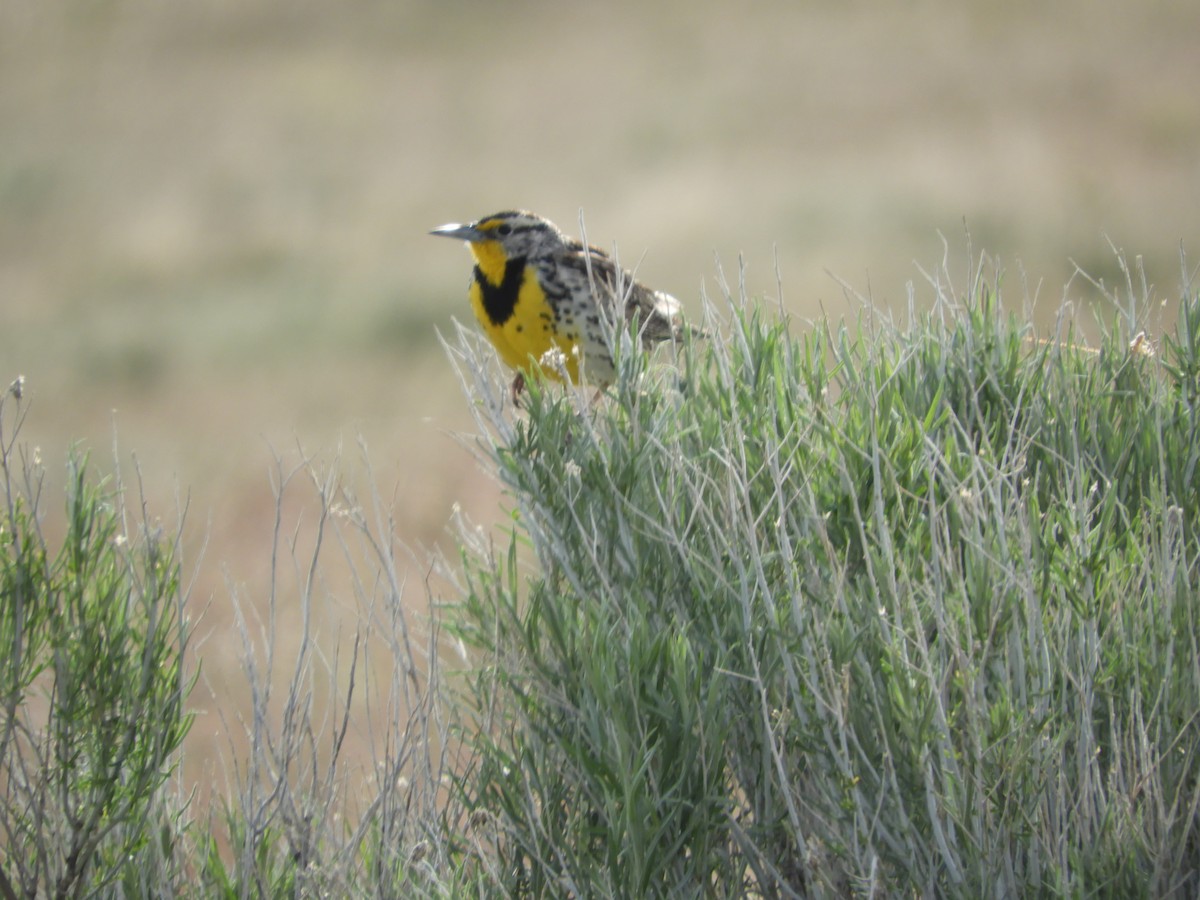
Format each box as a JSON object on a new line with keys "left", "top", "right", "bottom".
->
{"left": 430, "top": 210, "right": 694, "bottom": 397}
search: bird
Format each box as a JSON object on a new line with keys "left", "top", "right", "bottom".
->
{"left": 430, "top": 210, "right": 695, "bottom": 399}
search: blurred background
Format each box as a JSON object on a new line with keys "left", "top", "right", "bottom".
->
{"left": 2, "top": 0, "right": 1197, "bottom": 798}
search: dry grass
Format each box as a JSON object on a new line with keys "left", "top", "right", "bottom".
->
{"left": 1, "top": 0, "right": 1196, "bottom": 805}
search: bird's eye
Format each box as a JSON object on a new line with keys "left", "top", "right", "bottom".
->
{"left": 497, "top": 224, "right": 513, "bottom": 236}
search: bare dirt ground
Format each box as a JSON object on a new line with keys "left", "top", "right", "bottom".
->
{"left": 2, "top": 0, "right": 1197, "bottom": 800}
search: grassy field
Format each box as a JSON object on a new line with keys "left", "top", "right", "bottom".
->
{"left": 1, "top": 0, "right": 1197, "bottom": 798}
{"left": 4, "top": 251, "right": 1197, "bottom": 894}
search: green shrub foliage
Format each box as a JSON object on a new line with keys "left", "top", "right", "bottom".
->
{"left": 0, "top": 395, "right": 192, "bottom": 899}
{"left": 452, "top": 275, "right": 1200, "bottom": 897}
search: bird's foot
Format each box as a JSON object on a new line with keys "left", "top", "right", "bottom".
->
{"left": 510, "top": 372, "right": 527, "bottom": 408}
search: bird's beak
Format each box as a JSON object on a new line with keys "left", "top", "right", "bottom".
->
{"left": 429, "top": 222, "right": 486, "bottom": 243}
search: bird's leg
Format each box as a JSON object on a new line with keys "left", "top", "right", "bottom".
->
{"left": 510, "top": 371, "right": 527, "bottom": 408}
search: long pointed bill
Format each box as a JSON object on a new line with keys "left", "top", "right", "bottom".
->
{"left": 429, "top": 222, "right": 486, "bottom": 242}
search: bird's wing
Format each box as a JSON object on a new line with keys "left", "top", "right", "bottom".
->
{"left": 561, "top": 239, "right": 685, "bottom": 346}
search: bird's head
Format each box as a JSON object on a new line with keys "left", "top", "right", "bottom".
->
{"left": 430, "top": 210, "right": 566, "bottom": 281}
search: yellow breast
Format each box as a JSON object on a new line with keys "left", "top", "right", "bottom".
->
{"left": 467, "top": 244, "right": 581, "bottom": 384}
